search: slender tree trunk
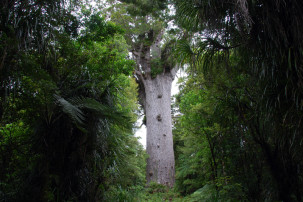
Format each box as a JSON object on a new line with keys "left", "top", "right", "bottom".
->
{"left": 205, "top": 130, "right": 217, "bottom": 181}
{"left": 144, "top": 74, "right": 175, "bottom": 187}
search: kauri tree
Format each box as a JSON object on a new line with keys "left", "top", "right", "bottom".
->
{"left": 108, "top": 0, "right": 178, "bottom": 187}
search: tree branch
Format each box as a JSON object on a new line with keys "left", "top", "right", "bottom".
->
{"left": 151, "top": 30, "right": 163, "bottom": 59}
{"left": 170, "top": 64, "right": 180, "bottom": 79}
{"left": 134, "top": 69, "right": 146, "bottom": 82}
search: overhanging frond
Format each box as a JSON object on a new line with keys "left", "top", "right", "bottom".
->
{"left": 54, "top": 94, "right": 85, "bottom": 125}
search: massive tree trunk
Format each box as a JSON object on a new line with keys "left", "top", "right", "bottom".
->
{"left": 133, "top": 30, "right": 177, "bottom": 187}
{"left": 145, "top": 74, "right": 175, "bottom": 187}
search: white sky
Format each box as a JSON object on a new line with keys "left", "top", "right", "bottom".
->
{"left": 134, "top": 70, "right": 181, "bottom": 148}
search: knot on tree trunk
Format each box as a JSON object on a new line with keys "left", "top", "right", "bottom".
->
{"left": 157, "top": 114, "right": 162, "bottom": 121}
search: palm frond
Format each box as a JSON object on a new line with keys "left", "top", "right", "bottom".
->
{"left": 175, "top": 0, "right": 201, "bottom": 31}
{"left": 176, "top": 40, "right": 195, "bottom": 64}
{"left": 54, "top": 94, "right": 85, "bottom": 125}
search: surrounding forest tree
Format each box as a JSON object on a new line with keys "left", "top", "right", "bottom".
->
{"left": 172, "top": 0, "right": 303, "bottom": 201}
{"left": 0, "top": 1, "right": 145, "bottom": 201}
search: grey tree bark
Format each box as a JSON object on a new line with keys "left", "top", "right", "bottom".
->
{"left": 133, "top": 30, "right": 177, "bottom": 187}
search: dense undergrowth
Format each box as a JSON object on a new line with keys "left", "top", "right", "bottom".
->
{"left": 107, "top": 181, "right": 247, "bottom": 202}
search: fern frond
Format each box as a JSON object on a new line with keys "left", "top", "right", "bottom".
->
{"left": 54, "top": 94, "right": 85, "bottom": 125}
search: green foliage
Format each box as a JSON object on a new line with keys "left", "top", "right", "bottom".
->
{"left": 0, "top": 2, "right": 145, "bottom": 201}
{"left": 173, "top": 0, "right": 303, "bottom": 201}
{"left": 107, "top": 1, "right": 164, "bottom": 46}
{"left": 173, "top": 56, "right": 272, "bottom": 201}
{"left": 186, "top": 183, "right": 245, "bottom": 202}
{"left": 80, "top": 13, "right": 124, "bottom": 44}
{"left": 151, "top": 58, "right": 164, "bottom": 78}
{"left": 119, "top": 0, "right": 169, "bottom": 18}
{"left": 105, "top": 185, "right": 144, "bottom": 201}
{"left": 146, "top": 182, "right": 167, "bottom": 193}
{"left": 0, "top": 122, "right": 31, "bottom": 199}
{"left": 136, "top": 184, "right": 183, "bottom": 202}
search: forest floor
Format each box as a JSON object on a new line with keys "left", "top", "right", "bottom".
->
{"left": 129, "top": 183, "right": 192, "bottom": 202}
{"left": 134, "top": 190, "right": 186, "bottom": 202}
